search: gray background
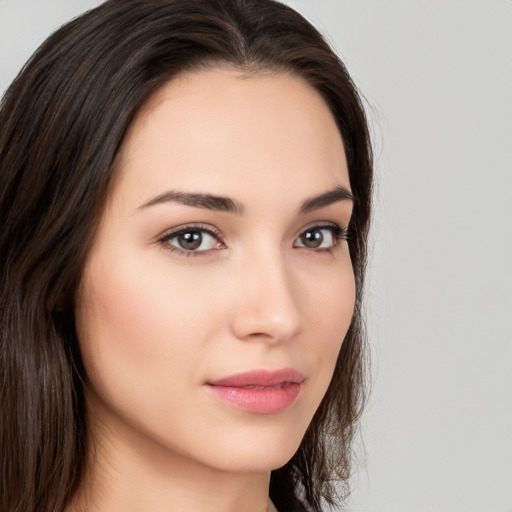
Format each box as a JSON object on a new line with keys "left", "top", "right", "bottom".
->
{"left": 1, "top": 1, "right": 511, "bottom": 511}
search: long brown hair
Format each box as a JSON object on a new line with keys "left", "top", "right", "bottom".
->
{"left": 0, "top": 1, "right": 373, "bottom": 511}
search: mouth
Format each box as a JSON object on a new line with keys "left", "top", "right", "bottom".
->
{"left": 205, "top": 369, "right": 305, "bottom": 414}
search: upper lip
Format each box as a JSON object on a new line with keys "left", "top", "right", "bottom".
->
{"left": 207, "top": 368, "right": 305, "bottom": 388}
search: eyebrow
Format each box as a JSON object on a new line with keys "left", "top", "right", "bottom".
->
{"left": 138, "top": 190, "right": 244, "bottom": 214}
{"left": 138, "top": 185, "right": 353, "bottom": 215}
{"left": 298, "top": 185, "right": 353, "bottom": 215}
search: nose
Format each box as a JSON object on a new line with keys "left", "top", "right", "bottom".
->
{"left": 229, "top": 249, "right": 302, "bottom": 344}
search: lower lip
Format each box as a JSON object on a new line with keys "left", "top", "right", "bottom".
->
{"left": 205, "top": 382, "right": 302, "bottom": 414}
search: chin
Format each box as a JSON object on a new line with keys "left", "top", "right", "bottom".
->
{"left": 203, "top": 446, "right": 299, "bottom": 474}
{"left": 185, "top": 417, "right": 309, "bottom": 474}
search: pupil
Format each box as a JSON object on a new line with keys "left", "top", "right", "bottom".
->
{"left": 302, "top": 229, "right": 323, "bottom": 248}
{"left": 178, "top": 231, "right": 202, "bottom": 250}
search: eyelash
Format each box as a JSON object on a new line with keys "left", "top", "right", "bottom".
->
{"left": 158, "top": 224, "right": 224, "bottom": 258}
{"left": 158, "top": 222, "right": 349, "bottom": 257}
{"left": 295, "top": 223, "right": 349, "bottom": 252}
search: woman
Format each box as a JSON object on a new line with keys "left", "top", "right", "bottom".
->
{"left": 0, "top": 1, "right": 373, "bottom": 511}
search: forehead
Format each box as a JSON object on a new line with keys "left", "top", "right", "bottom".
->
{"left": 114, "top": 68, "right": 349, "bottom": 209}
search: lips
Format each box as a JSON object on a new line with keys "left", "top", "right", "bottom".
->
{"left": 205, "top": 369, "right": 305, "bottom": 414}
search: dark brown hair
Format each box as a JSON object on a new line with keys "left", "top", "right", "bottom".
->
{"left": 0, "top": 1, "right": 372, "bottom": 511}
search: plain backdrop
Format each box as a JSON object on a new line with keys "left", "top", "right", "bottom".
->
{"left": 1, "top": 1, "right": 511, "bottom": 511}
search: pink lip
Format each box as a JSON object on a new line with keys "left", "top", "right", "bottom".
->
{"left": 205, "top": 369, "right": 305, "bottom": 414}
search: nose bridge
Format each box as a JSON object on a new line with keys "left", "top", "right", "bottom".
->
{"left": 230, "top": 244, "right": 301, "bottom": 343}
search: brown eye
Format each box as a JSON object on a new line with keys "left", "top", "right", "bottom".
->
{"left": 162, "top": 227, "right": 223, "bottom": 253}
{"left": 300, "top": 229, "right": 325, "bottom": 249}
{"left": 177, "top": 231, "right": 203, "bottom": 250}
{"left": 294, "top": 225, "right": 342, "bottom": 250}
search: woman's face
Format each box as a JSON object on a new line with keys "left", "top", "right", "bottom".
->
{"left": 75, "top": 68, "right": 355, "bottom": 475}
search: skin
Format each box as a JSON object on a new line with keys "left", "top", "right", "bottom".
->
{"left": 73, "top": 68, "right": 355, "bottom": 512}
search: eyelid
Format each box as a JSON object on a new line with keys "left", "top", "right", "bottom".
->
{"left": 158, "top": 223, "right": 224, "bottom": 241}
{"left": 156, "top": 220, "right": 348, "bottom": 257}
{"left": 157, "top": 223, "right": 225, "bottom": 257}
{"left": 298, "top": 221, "right": 348, "bottom": 237}
{"left": 294, "top": 221, "right": 349, "bottom": 250}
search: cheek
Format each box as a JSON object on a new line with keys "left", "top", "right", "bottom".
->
{"left": 304, "top": 256, "right": 355, "bottom": 338}
{"left": 297, "top": 258, "right": 355, "bottom": 391}
{"left": 74, "top": 251, "right": 224, "bottom": 401}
